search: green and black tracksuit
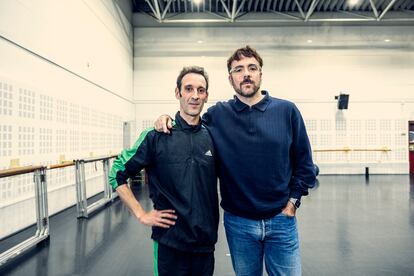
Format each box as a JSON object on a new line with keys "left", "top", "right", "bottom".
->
{"left": 109, "top": 112, "right": 219, "bottom": 275}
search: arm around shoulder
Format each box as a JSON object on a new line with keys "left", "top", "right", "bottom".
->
{"left": 154, "top": 114, "right": 173, "bottom": 133}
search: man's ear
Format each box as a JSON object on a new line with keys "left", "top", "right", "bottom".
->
{"left": 204, "top": 92, "right": 209, "bottom": 103}
{"left": 175, "top": 87, "right": 180, "bottom": 99}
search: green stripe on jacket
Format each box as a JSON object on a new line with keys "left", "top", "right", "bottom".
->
{"left": 153, "top": 241, "right": 159, "bottom": 276}
{"left": 108, "top": 127, "right": 153, "bottom": 189}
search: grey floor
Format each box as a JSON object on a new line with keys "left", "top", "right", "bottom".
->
{"left": 1, "top": 175, "right": 414, "bottom": 276}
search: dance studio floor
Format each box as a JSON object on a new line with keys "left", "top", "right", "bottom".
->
{"left": 1, "top": 175, "right": 414, "bottom": 276}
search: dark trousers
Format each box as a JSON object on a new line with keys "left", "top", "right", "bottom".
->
{"left": 155, "top": 242, "right": 214, "bottom": 276}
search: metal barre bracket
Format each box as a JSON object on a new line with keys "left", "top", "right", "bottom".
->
{"left": 75, "top": 159, "right": 117, "bottom": 219}
{"left": 0, "top": 167, "right": 50, "bottom": 267}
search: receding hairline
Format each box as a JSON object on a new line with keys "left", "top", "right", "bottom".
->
{"left": 176, "top": 66, "right": 209, "bottom": 91}
{"left": 179, "top": 72, "right": 207, "bottom": 86}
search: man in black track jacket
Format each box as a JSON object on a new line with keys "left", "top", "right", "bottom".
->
{"left": 109, "top": 66, "right": 218, "bottom": 276}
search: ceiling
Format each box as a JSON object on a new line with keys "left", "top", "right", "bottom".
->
{"left": 131, "top": 0, "right": 414, "bottom": 26}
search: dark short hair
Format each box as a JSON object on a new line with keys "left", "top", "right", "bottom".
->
{"left": 227, "top": 45, "right": 263, "bottom": 72}
{"left": 176, "top": 66, "right": 209, "bottom": 91}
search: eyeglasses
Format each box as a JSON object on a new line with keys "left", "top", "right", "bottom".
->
{"left": 229, "top": 64, "right": 261, "bottom": 75}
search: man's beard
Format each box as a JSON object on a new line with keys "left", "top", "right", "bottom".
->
{"left": 233, "top": 78, "right": 261, "bottom": 98}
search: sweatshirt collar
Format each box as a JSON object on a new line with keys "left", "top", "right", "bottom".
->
{"left": 233, "top": 90, "right": 270, "bottom": 112}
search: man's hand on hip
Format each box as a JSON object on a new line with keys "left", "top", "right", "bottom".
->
{"left": 139, "top": 209, "right": 177, "bottom": 228}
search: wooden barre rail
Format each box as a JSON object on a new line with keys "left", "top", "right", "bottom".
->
{"left": 0, "top": 165, "right": 44, "bottom": 178}
{"left": 47, "top": 161, "right": 74, "bottom": 170}
{"left": 80, "top": 154, "right": 119, "bottom": 163}
{"left": 0, "top": 154, "right": 119, "bottom": 178}
{"left": 313, "top": 148, "right": 391, "bottom": 152}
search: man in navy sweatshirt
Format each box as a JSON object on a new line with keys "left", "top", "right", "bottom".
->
{"left": 155, "top": 46, "right": 316, "bottom": 276}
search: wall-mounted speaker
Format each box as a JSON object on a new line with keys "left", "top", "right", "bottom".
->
{"left": 334, "top": 93, "right": 349, "bottom": 110}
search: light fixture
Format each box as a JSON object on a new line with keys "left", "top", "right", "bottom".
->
{"left": 348, "top": 0, "right": 359, "bottom": 6}
{"left": 384, "top": 39, "right": 391, "bottom": 42}
{"left": 197, "top": 40, "right": 203, "bottom": 44}
{"left": 307, "top": 39, "right": 313, "bottom": 43}
{"left": 193, "top": 0, "right": 202, "bottom": 5}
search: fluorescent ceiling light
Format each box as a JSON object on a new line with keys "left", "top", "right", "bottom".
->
{"left": 348, "top": 0, "right": 359, "bottom": 6}
{"left": 307, "top": 39, "right": 313, "bottom": 43}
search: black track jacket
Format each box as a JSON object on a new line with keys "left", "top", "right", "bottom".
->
{"left": 109, "top": 112, "right": 218, "bottom": 253}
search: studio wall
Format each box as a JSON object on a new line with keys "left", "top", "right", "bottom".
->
{"left": 0, "top": 0, "right": 135, "bottom": 238}
{"left": 133, "top": 25, "right": 414, "bottom": 174}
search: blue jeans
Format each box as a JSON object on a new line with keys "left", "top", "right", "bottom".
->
{"left": 224, "top": 211, "right": 301, "bottom": 276}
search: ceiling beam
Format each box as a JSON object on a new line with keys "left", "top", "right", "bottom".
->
{"left": 272, "top": 0, "right": 277, "bottom": 11}
{"left": 161, "top": 0, "right": 174, "bottom": 20}
{"left": 278, "top": 0, "right": 284, "bottom": 12}
{"left": 234, "top": 0, "right": 247, "bottom": 19}
{"left": 316, "top": 0, "right": 324, "bottom": 12}
{"left": 338, "top": 10, "right": 375, "bottom": 20}
{"left": 153, "top": 0, "right": 162, "bottom": 21}
{"left": 247, "top": 0, "right": 254, "bottom": 10}
{"left": 145, "top": 0, "right": 161, "bottom": 21}
{"left": 154, "top": 13, "right": 414, "bottom": 24}
{"left": 253, "top": 0, "right": 259, "bottom": 12}
{"left": 270, "top": 10, "right": 303, "bottom": 20}
{"left": 266, "top": 0, "right": 272, "bottom": 11}
{"left": 205, "top": 11, "right": 232, "bottom": 20}
{"left": 368, "top": 0, "right": 379, "bottom": 19}
{"left": 305, "top": 0, "right": 320, "bottom": 22}
{"left": 322, "top": 0, "right": 331, "bottom": 11}
{"left": 401, "top": 9, "right": 414, "bottom": 15}
{"left": 231, "top": 0, "right": 238, "bottom": 22}
{"left": 286, "top": 0, "right": 293, "bottom": 11}
{"left": 378, "top": 0, "right": 397, "bottom": 21}
{"left": 294, "top": 0, "right": 305, "bottom": 19}
{"left": 220, "top": 0, "right": 232, "bottom": 19}
{"left": 328, "top": 0, "right": 338, "bottom": 11}
{"left": 401, "top": 0, "right": 411, "bottom": 9}
{"left": 260, "top": 0, "right": 266, "bottom": 12}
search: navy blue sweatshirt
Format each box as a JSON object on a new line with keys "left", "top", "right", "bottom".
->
{"left": 202, "top": 91, "right": 316, "bottom": 220}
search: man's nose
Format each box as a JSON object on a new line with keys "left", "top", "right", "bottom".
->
{"left": 191, "top": 91, "right": 200, "bottom": 99}
{"left": 242, "top": 68, "right": 251, "bottom": 77}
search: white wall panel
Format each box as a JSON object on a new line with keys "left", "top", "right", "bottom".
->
{"left": 0, "top": 1, "right": 134, "bottom": 238}
{"left": 133, "top": 26, "right": 414, "bottom": 174}
{"left": 0, "top": 0, "right": 133, "bottom": 99}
